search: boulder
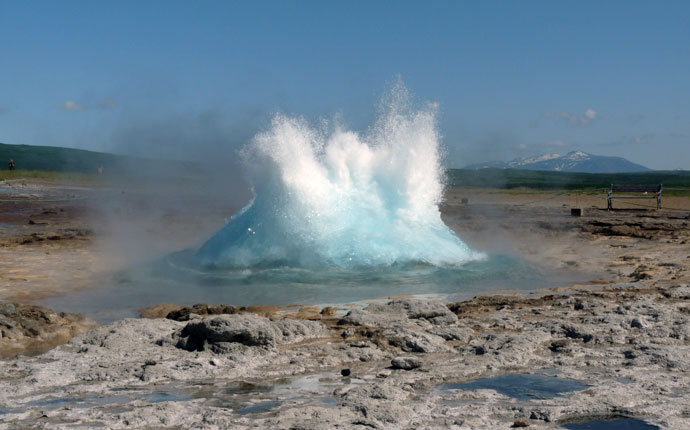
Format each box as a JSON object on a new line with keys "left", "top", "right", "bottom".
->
{"left": 339, "top": 299, "right": 457, "bottom": 327}
{"left": 391, "top": 356, "right": 422, "bottom": 370}
{"left": 174, "top": 314, "right": 326, "bottom": 352}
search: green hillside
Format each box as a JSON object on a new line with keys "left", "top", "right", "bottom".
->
{"left": 446, "top": 168, "right": 690, "bottom": 193}
{"left": 2, "top": 143, "right": 689, "bottom": 194}
{"left": 0, "top": 142, "right": 125, "bottom": 173}
{"left": 0, "top": 142, "right": 195, "bottom": 176}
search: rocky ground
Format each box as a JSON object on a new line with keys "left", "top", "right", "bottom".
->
{"left": 1, "top": 182, "right": 690, "bottom": 429}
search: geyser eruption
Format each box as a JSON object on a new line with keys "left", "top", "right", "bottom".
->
{"left": 197, "top": 84, "right": 482, "bottom": 268}
{"left": 39, "top": 86, "right": 549, "bottom": 320}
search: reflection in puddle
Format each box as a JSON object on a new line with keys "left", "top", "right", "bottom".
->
{"left": 15, "top": 373, "right": 363, "bottom": 417}
{"left": 138, "top": 391, "right": 191, "bottom": 403}
{"left": 235, "top": 401, "right": 281, "bottom": 415}
{"left": 561, "top": 418, "right": 659, "bottom": 429}
{"left": 438, "top": 373, "right": 588, "bottom": 401}
{"left": 223, "top": 381, "right": 275, "bottom": 395}
{"left": 26, "top": 395, "right": 134, "bottom": 409}
{"left": 197, "top": 373, "right": 365, "bottom": 415}
{"left": 0, "top": 189, "right": 27, "bottom": 195}
{"left": 23, "top": 389, "right": 191, "bottom": 412}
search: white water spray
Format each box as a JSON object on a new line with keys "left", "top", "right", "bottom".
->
{"left": 197, "top": 83, "right": 482, "bottom": 268}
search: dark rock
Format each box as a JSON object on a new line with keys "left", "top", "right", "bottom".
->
{"left": 671, "top": 321, "right": 690, "bottom": 340}
{"left": 176, "top": 315, "right": 280, "bottom": 350}
{"left": 561, "top": 324, "right": 593, "bottom": 343}
{"left": 631, "top": 318, "right": 646, "bottom": 329}
{"left": 341, "top": 368, "right": 351, "bottom": 377}
{"left": 167, "top": 304, "right": 240, "bottom": 322}
{"left": 549, "top": 339, "right": 570, "bottom": 353}
{"left": 630, "top": 265, "right": 652, "bottom": 280}
{"left": 341, "top": 328, "right": 356, "bottom": 339}
{"left": 320, "top": 307, "right": 336, "bottom": 317}
{"left": 529, "top": 409, "right": 552, "bottom": 422}
{"left": 174, "top": 314, "right": 326, "bottom": 353}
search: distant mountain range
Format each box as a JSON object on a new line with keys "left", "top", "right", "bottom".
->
{"left": 464, "top": 151, "right": 651, "bottom": 173}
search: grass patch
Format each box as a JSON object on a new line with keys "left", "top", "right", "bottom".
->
{"left": 0, "top": 170, "right": 99, "bottom": 184}
{"left": 0, "top": 142, "right": 198, "bottom": 177}
{"left": 2, "top": 142, "right": 689, "bottom": 196}
{"left": 447, "top": 168, "right": 690, "bottom": 195}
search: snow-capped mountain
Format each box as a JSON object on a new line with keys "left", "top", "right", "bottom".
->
{"left": 464, "top": 151, "right": 651, "bottom": 173}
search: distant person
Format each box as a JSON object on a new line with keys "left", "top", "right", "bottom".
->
{"left": 8, "top": 159, "right": 15, "bottom": 171}
{"left": 98, "top": 164, "right": 104, "bottom": 175}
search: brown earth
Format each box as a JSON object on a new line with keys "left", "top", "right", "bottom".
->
{"left": 0, "top": 179, "right": 240, "bottom": 303}
{"left": 1, "top": 180, "right": 689, "bottom": 355}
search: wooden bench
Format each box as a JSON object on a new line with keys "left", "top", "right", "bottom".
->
{"left": 607, "top": 184, "right": 662, "bottom": 210}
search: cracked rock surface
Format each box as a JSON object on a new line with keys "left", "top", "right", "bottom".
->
{"left": 2, "top": 285, "right": 690, "bottom": 429}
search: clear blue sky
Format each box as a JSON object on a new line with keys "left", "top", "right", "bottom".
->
{"left": 1, "top": 1, "right": 689, "bottom": 169}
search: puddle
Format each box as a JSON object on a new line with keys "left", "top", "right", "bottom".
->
{"left": 194, "top": 373, "right": 365, "bottom": 415}
{"left": 438, "top": 372, "right": 588, "bottom": 401}
{"left": 26, "top": 395, "right": 134, "bottom": 410}
{"left": 561, "top": 418, "right": 659, "bottom": 429}
{"left": 13, "top": 373, "right": 365, "bottom": 417}
{"left": 235, "top": 401, "right": 281, "bottom": 415}
{"left": 135, "top": 391, "right": 191, "bottom": 403}
{"left": 222, "top": 381, "right": 275, "bottom": 394}
{"left": 0, "top": 188, "right": 25, "bottom": 195}
{"left": 22, "top": 388, "right": 191, "bottom": 412}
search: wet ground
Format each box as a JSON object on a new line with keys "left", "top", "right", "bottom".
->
{"left": 1, "top": 180, "right": 690, "bottom": 428}
{"left": 437, "top": 371, "right": 589, "bottom": 401}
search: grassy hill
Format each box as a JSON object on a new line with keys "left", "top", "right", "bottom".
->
{"left": 446, "top": 168, "right": 690, "bottom": 194}
{"left": 0, "top": 142, "right": 196, "bottom": 176}
{"left": 2, "top": 142, "right": 689, "bottom": 194}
